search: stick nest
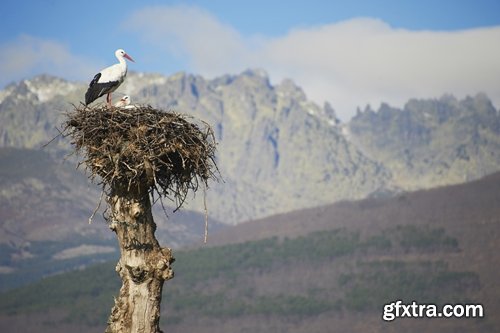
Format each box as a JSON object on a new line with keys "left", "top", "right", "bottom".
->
{"left": 64, "top": 105, "right": 219, "bottom": 208}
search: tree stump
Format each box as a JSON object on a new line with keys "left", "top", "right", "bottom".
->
{"left": 63, "top": 105, "right": 218, "bottom": 333}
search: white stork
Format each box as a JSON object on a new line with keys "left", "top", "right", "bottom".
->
{"left": 85, "top": 49, "right": 134, "bottom": 106}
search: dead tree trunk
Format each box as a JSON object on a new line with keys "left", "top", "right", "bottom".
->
{"left": 105, "top": 182, "right": 174, "bottom": 333}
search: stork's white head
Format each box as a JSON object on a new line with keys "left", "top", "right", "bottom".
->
{"left": 121, "top": 95, "right": 131, "bottom": 105}
{"left": 114, "top": 95, "right": 131, "bottom": 107}
{"left": 115, "top": 49, "right": 135, "bottom": 62}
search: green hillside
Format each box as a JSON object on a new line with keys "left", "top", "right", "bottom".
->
{"left": 1, "top": 167, "right": 499, "bottom": 333}
{"left": 0, "top": 225, "right": 487, "bottom": 332}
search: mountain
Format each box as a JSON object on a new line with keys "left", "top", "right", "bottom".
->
{"left": 348, "top": 94, "right": 500, "bottom": 189}
{"left": 2, "top": 72, "right": 499, "bottom": 225}
{"left": 1, "top": 171, "right": 498, "bottom": 333}
{"left": 140, "top": 70, "right": 395, "bottom": 222}
{"left": 0, "top": 71, "right": 392, "bottom": 225}
{"left": 3, "top": 71, "right": 499, "bottom": 226}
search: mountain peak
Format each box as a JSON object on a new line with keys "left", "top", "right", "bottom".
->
{"left": 1, "top": 74, "right": 79, "bottom": 104}
{"left": 276, "top": 78, "right": 306, "bottom": 101}
{"left": 242, "top": 68, "right": 269, "bottom": 79}
{"left": 232, "top": 69, "right": 272, "bottom": 89}
{"left": 461, "top": 93, "right": 497, "bottom": 116}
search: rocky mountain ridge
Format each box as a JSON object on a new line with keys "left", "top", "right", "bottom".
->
{"left": 1, "top": 70, "right": 499, "bottom": 225}
{"left": 348, "top": 93, "right": 500, "bottom": 189}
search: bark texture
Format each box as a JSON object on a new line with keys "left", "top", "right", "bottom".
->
{"left": 105, "top": 183, "right": 174, "bottom": 333}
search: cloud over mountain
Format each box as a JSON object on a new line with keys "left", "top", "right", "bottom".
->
{"left": 1, "top": 5, "right": 499, "bottom": 121}
{"left": 0, "top": 35, "right": 100, "bottom": 87}
{"left": 126, "top": 5, "right": 500, "bottom": 120}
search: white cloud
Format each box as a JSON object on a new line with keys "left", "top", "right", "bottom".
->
{"left": 266, "top": 21, "right": 500, "bottom": 119}
{"left": 0, "top": 35, "right": 99, "bottom": 87}
{"left": 127, "top": 6, "right": 500, "bottom": 120}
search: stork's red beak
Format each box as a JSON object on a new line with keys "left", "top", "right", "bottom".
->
{"left": 124, "top": 53, "right": 135, "bottom": 62}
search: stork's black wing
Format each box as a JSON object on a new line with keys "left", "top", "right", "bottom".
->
{"left": 88, "top": 73, "right": 101, "bottom": 88}
{"left": 84, "top": 73, "right": 120, "bottom": 106}
{"left": 85, "top": 73, "right": 102, "bottom": 105}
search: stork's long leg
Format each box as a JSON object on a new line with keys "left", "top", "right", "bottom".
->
{"left": 106, "top": 93, "right": 112, "bottom": 107}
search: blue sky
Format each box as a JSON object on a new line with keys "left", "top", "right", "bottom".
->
{"left": 1, "top": 0, "right": 500, "bottom": 120}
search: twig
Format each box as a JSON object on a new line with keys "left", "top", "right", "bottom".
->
{"left": 42, "top": 126, "right": 64, "bottom": 148}
{"left": 203, "top": 182, "right": 208, "bottom": 243}
{"left": 89, "top": 189, "right": 105, "bottom": 224}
